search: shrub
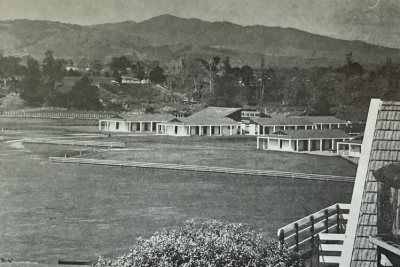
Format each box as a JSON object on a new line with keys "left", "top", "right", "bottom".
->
{"left": 96, "top": 219, "right": 304, "bottom": 267}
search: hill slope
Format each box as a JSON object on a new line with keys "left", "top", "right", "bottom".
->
{"left": 1, "top": 14, "right": 399, "bottom": 67}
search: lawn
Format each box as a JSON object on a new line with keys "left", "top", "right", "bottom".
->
{"left": 86, "top": 135, "right": 357, "bottom": 177}
{"left": 0, "top": 118, "right": 356, "bottom": 264}
{"left": 0, "top": 141, "right": 354, "bottom": 264}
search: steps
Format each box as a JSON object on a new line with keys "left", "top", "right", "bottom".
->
{"left": 318, "top": 233, "right": 345, "bottom": 265}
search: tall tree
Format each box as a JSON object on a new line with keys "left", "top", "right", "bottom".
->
{"left": 110, "top": 56, "right": 131, "bottom": 76}
{"left": 42, "top": 50, "right": 64, "bottom": 105}
{"left": 211, "top": 75, "right": 238, "bottom": 107}
{"left": 19, "top": 57, "right": 44, "bottom": 107}
{"left": 149, "top": 66, "right": 166, "bottom": 84}
{"left": 66, "top": 76, "right": 102, "bottom": 110}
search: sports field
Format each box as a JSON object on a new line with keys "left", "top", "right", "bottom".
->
{"left": 0, "top": 118, "right": 355, "bottom": 264}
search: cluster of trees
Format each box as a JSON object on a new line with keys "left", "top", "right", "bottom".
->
{"left": 170, "top": 52, "right": 400, "bottom": 117}
{"left": 109, "top": 56, "right": 166, "bottom": 84}
{"left": 3, "top": 49, "right": 400, "bottom": 117}
{"left": 0, "top": 51, "right": 102, "bottom": 110}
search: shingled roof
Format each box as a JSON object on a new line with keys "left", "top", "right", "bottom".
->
{"left": 106, "top": 113, "right": 176, "bottom": 122}
{"left": 340, "top": 100, "right": 400, "bottom": 267}
{"left": 163, "top": 117, "right": 240, "bottom": 126}
{"left": 250, "top": 116, "right": 347, "bottom": 126}
{"left": 295, "top": 116, "right": 348, "bottom": 124}
{"left": 250, "top": 117, "right": 313, "bottom": 126}
{"left": 189, "top": 107, "right": 241, "bottom": 118}
{"left": 263, "top": 129, "right": 351, "bottom": 139}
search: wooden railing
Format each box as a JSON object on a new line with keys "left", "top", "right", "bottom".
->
{"left": 277, "top": 203, "right": 350, "bottom": 263}
{"left": 48, "top": 157, "right": 355, "bottom": 182}
{"left": 24, "top": 139, "right": 125, "bottom": 148}
{"left": 0, "top": 110, "right": 116, "bottom": 119}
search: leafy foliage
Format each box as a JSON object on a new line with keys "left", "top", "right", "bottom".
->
{"left": 19, "top": 57, "right": 44, "bottom": 107}
{"left": 65, "top": 76, "right": 102, "bottom": 110}
{"left": 96, "top": 219, "right": 304, "bottom": 267}
{"left": 149, "top": 66, "right": 166, "bottom": 83}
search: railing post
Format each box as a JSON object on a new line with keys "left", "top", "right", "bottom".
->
{"left": 310, "top": 216, "right": 315, "bottom": 267}
{"left": 316, "top": 234, "right": 320, "bottom": 267}
{"left": 324, "top": 209, "right": 329, "bottom": 233}
{"left": 336, "top": 204, "right": 340, "bottom": 233}
{"left": 278, "top": 229, "right": 285, "bottom": 248}
{"left": 294, "top": 223, "right": 299, "bottom": 252}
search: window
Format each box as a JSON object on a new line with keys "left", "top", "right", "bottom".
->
{"left": 116, "top": 122, "right": 119, "bottom": 130}
{"left": 280, "top": 140, "right": 283, "bottom": 149}
{"left": 175, "top": 126, "right": 178, "bottom": 134}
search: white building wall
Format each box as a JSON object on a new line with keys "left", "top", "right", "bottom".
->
{"left": 248, "top": 124, "right": 257, "bottom": 135}
{"left": 268, "top": 139, "right": 280, "bottom": 150}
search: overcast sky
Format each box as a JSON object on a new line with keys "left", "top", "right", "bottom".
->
{"left": 1, "top": 0, "right": 399, "bottom": 48}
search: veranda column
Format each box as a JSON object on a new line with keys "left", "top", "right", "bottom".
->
{"left": 308, "top": 139, "right": 311, "bottom": 152}
{"left": 139, "top": 122, "right": 143, "bottom": 132}
{"left": 331, "top": 139, "right": 335, "bottom": 150}
{"left": 296, "top": 140, "right": 299, "bottom": 152}
{"left": 188, "top": 126, "right": 191, "bottom": 136}
{"left": 99, "top": 121, "right": 102, "bottom": 131}
{"left": 320, "top": 139, "right": 323, "bottom": 151}
{"left": 257, "top": 138, "right": 260, "bottom": 149}
{"left": 220, "top": 126, "right": 222, "bottom": 136}
{"left": 199, "top": 126, "right": 202, "bottom": 136}
{"left": 230, "top": 125, "right": 233, "bottom": 135}
{"left": 209, "top": 126, "right": 212, "bottom": 136}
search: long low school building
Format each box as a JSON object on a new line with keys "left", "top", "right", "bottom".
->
{"left": 248, "top": 116, "right": 349, "bottom": 135}
{"left": 157, "top": 117, "right": 242, "bottom": 136}
{"left": 99, "top": 114, "right": 175, "bottom": 133}
{"left": 256, "top": 129, "right": 353, "bottom": 153}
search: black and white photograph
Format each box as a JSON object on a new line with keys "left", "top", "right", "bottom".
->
{"left": 0, "top": 0, "right": 399, "bottom": 266}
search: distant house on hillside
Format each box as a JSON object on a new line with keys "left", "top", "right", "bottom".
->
{"left": 247, "top": 116, "right": 349, "bottom": 135}
{"left": 121, "top": 76, "right": 141, "bottom": 84}
{"left": 66, "top": 67, "right": 80, "bottom": 71}
{"left": 157, "top": 107, "right": 242, "bottom": 136}
{"left": 257, "top": 129, "right": 352, "bottom": 153}
{"left": 99, "top": 113, "right": 175, "bottom": 133}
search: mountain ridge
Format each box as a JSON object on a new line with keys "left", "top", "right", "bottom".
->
{"left": 1, "top": 14, "right": 399, "bottom": 68}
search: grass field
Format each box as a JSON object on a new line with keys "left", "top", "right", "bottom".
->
{"left": 0, "top": 117, "right": 356, "bottom": 263}
{"left": 85, "top": 135, "right": 358, "bottom": 177}
{"left": 0, "top": 141, "right": 353, "bottom": 264}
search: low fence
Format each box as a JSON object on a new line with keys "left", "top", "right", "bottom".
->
{"left": 277, "top": 203, "right": 350, "bottom": 266}
{"left": 0, "top": 111, "right": 117, "bottom": 119}
{"left": 48, "top": 157, "right": 355, "bottom": 182}
{"left": 24, "top": 139, "right": 125, "bottom": 148}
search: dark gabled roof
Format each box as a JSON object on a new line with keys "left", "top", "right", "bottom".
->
{"left": 163, "top": 117, "right": 240, "bottom": 126}
{"left": 104, "top": 113, "right": 175, "bottom": 122}
{"left": 250, "top": 117, "right": 313, "bottom": 126}
{"left": 261, "top": 129, "right": 351, "bottom": 139}
{"left": 346, "top": 100, "right": 400, "bottom": 267}
{"left": 293, "top": 116, "right": 348, "bottom": 124}
{"left": 189, "top": 107, "right": 241, "bottom": 118}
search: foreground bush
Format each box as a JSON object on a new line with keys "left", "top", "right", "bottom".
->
{"left": 96, "top": 219, "right": 304, "bottom": 267}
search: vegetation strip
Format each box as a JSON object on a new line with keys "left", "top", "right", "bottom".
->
{"left": 49, "top": 157, "right": 355, "bottom": 182}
